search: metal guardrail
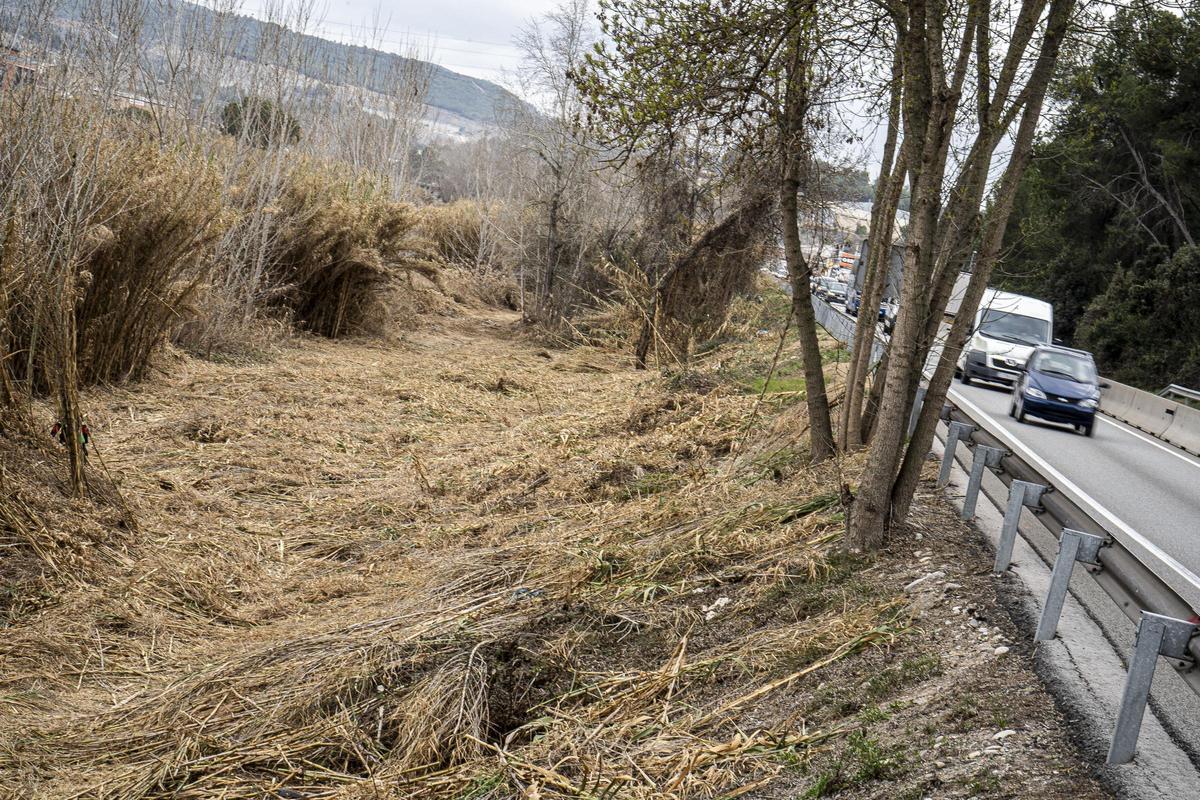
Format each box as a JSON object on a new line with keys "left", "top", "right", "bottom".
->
{"left": 811, "top": 295, "right": 1200, "bottom": 766}
{"left": 1160, "top": 384, "right": 1200, "bottom": 404}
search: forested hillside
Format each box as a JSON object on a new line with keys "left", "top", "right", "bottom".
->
{"left": 999, "top": 5, "right": 1200, "bottom": 389}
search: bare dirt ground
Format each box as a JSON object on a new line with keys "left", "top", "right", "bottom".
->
{"left": 0, "top": 297, "right": 1112, "bottom": 799}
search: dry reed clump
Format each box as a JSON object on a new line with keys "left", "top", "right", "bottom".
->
{"left": 262, "top": 164, "right": 445, "bottom": 338}
{"left": 418, "top": 200, "right": 494, "bottom": 268}
{"left": 418, "top": 202, "right": 520, "bottom": 310}
{"left": 1, "top": 134, "right": 229, "bottom": 390}
{"left": 0, "top": 101, "right": 497, "bottom": 385}
{"left": 634, "top": 190, "right": 776, "bottom": 365}
{"left": 0, "top": 409, "right": 134, "bottom": 622}
{"left": 73, "top": 144, "right": 229, "bottom": 384}
{"left": 171, "top": 287, "right": 293, "bottom": 363}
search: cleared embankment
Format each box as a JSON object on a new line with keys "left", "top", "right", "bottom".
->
{"left": 0, "top": 297, "right": 1110, "bottom": 799}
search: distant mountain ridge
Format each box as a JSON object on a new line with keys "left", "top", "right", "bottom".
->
{"left": 1, "top": 0, "right": 521, "bottom": 132}
{"left": 202, "top": 7, "right": 522, "bottom": 128}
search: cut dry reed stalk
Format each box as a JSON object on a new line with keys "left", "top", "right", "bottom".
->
{"left": 0, "top": 287, "right": 924, "bottom": 800}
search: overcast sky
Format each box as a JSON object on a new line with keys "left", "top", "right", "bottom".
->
{"left": 231, "top": 0, "right": 899, "bottom": 175}
{"left": 238, "top": 0, "right": 559, "bottom": 85}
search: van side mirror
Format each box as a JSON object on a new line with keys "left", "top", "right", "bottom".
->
{"left": 1099, "top": 382, "right": 1111, "bottom": 390}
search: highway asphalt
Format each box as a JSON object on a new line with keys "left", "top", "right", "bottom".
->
{"left": 950, "top": 378, "right": 1200, "bottom": 576}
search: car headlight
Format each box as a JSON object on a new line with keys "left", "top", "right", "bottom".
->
{"left": 1025, "top": 387, "right": 1047, "bottom": 400}
{"left": 1080, "top": 397, "right": 1098, "bottom": 409}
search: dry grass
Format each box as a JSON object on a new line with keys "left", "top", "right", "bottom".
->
{"left": 0, "top": 291, "right": 1108, "bottom": 799}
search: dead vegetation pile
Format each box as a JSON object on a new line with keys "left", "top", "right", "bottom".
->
{"left": 0, "top": 296, "right": 1107, "bottom": 799}
{"left": 0, "top": 409, "right": 135, "bottom": 622}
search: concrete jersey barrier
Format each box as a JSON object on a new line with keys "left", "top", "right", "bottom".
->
{"left": 1162, "top": 403, "right": 1200, "bottom": 457}
{"left": 1101, "top": 379, "right": 1200, "bottom": 457}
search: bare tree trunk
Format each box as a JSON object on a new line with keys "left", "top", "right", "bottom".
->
{"left": 543, "top": 186, "right": 562, "bottom": 316}
{"left": 779, "top": 0, "right": 834, "bottom": 462}
{"left": 841, "top": 53, "right": 904, "bottom": 451}
{"left": 54, "top": 269, "right": 86, "bottom": 496}
{"left": 890, "top": 0, "right": 1074, "bottom": 522}
{"left": 861, "top": 346, "right": 889, "bottom": 442}
{"left": 781, "top": 161, "right": 835, "bottom": 460}
{"left": 843, "top": 154, "right": 906, "bottom": 449}
{"left": 634, "top": 300, "right": 655, "bottom": 369}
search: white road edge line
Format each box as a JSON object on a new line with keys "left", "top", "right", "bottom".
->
{"left": 948, "top": 385, "right": 1200, "bottom": 609}
{"left": 1096, "top": 414, "right": 1200, "bottom": 470}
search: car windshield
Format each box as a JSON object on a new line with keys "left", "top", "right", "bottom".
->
{"left": 1032, "top": 351, "right": 1097, "bottom": 383}
{"left": 978, "top": 308, "right": 1051, "bottom": 345}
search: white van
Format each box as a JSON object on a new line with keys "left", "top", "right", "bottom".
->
{"left": 956, "top": 288, "right": 1054, "bottom": 386}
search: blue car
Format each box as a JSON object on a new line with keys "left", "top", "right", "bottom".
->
{"left": 1009, "top": 345, "right": 1108, "bottom": 437}
{"left": 845, "top": 290, "right": 887, "bottom": 320}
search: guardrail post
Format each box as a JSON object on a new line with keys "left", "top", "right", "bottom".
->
{"left": 994, "top": 480, "right": 1048, "bottom": 573}
{"left": 908, "top": 385, "right": 927, "bottom": 439}
{"left": 962, "top": 444, "right": 1004, "bottom": 520}
{"left": 1035, "top": 529, "right": 1105, "bottom": 641}
{"left": 1107, "top": 612, "right": 1198, "bottom": 765}
{"left": 938, "top": 421, "right": 975, "bottom": 488}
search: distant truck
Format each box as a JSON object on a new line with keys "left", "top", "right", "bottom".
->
{"left": 850, "top": 247, "right": 1054, "bottom": 366}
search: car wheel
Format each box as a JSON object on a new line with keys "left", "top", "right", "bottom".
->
{"left": 1084, "top": 423, "right": 1095, "bottom": 438}
{"left": 1008, "top": 400, "right": 1016, "bottom": 418}
{"left": 1015, "top": 397, "right": 1027, "bottom": 423}
{"left": 959, "top": 369, "right": 972, "bottom": 386}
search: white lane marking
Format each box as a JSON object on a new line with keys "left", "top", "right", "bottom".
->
{"left": 948, "top": 385, "right": 1200, "bottom": 608}
{"left": 1096, "top": 414, "right": 1200, "bottom": 471}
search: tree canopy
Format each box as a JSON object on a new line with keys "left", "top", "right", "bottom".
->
{"left": 1000, "top": 4, "right": 1200, "bottom": 387}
